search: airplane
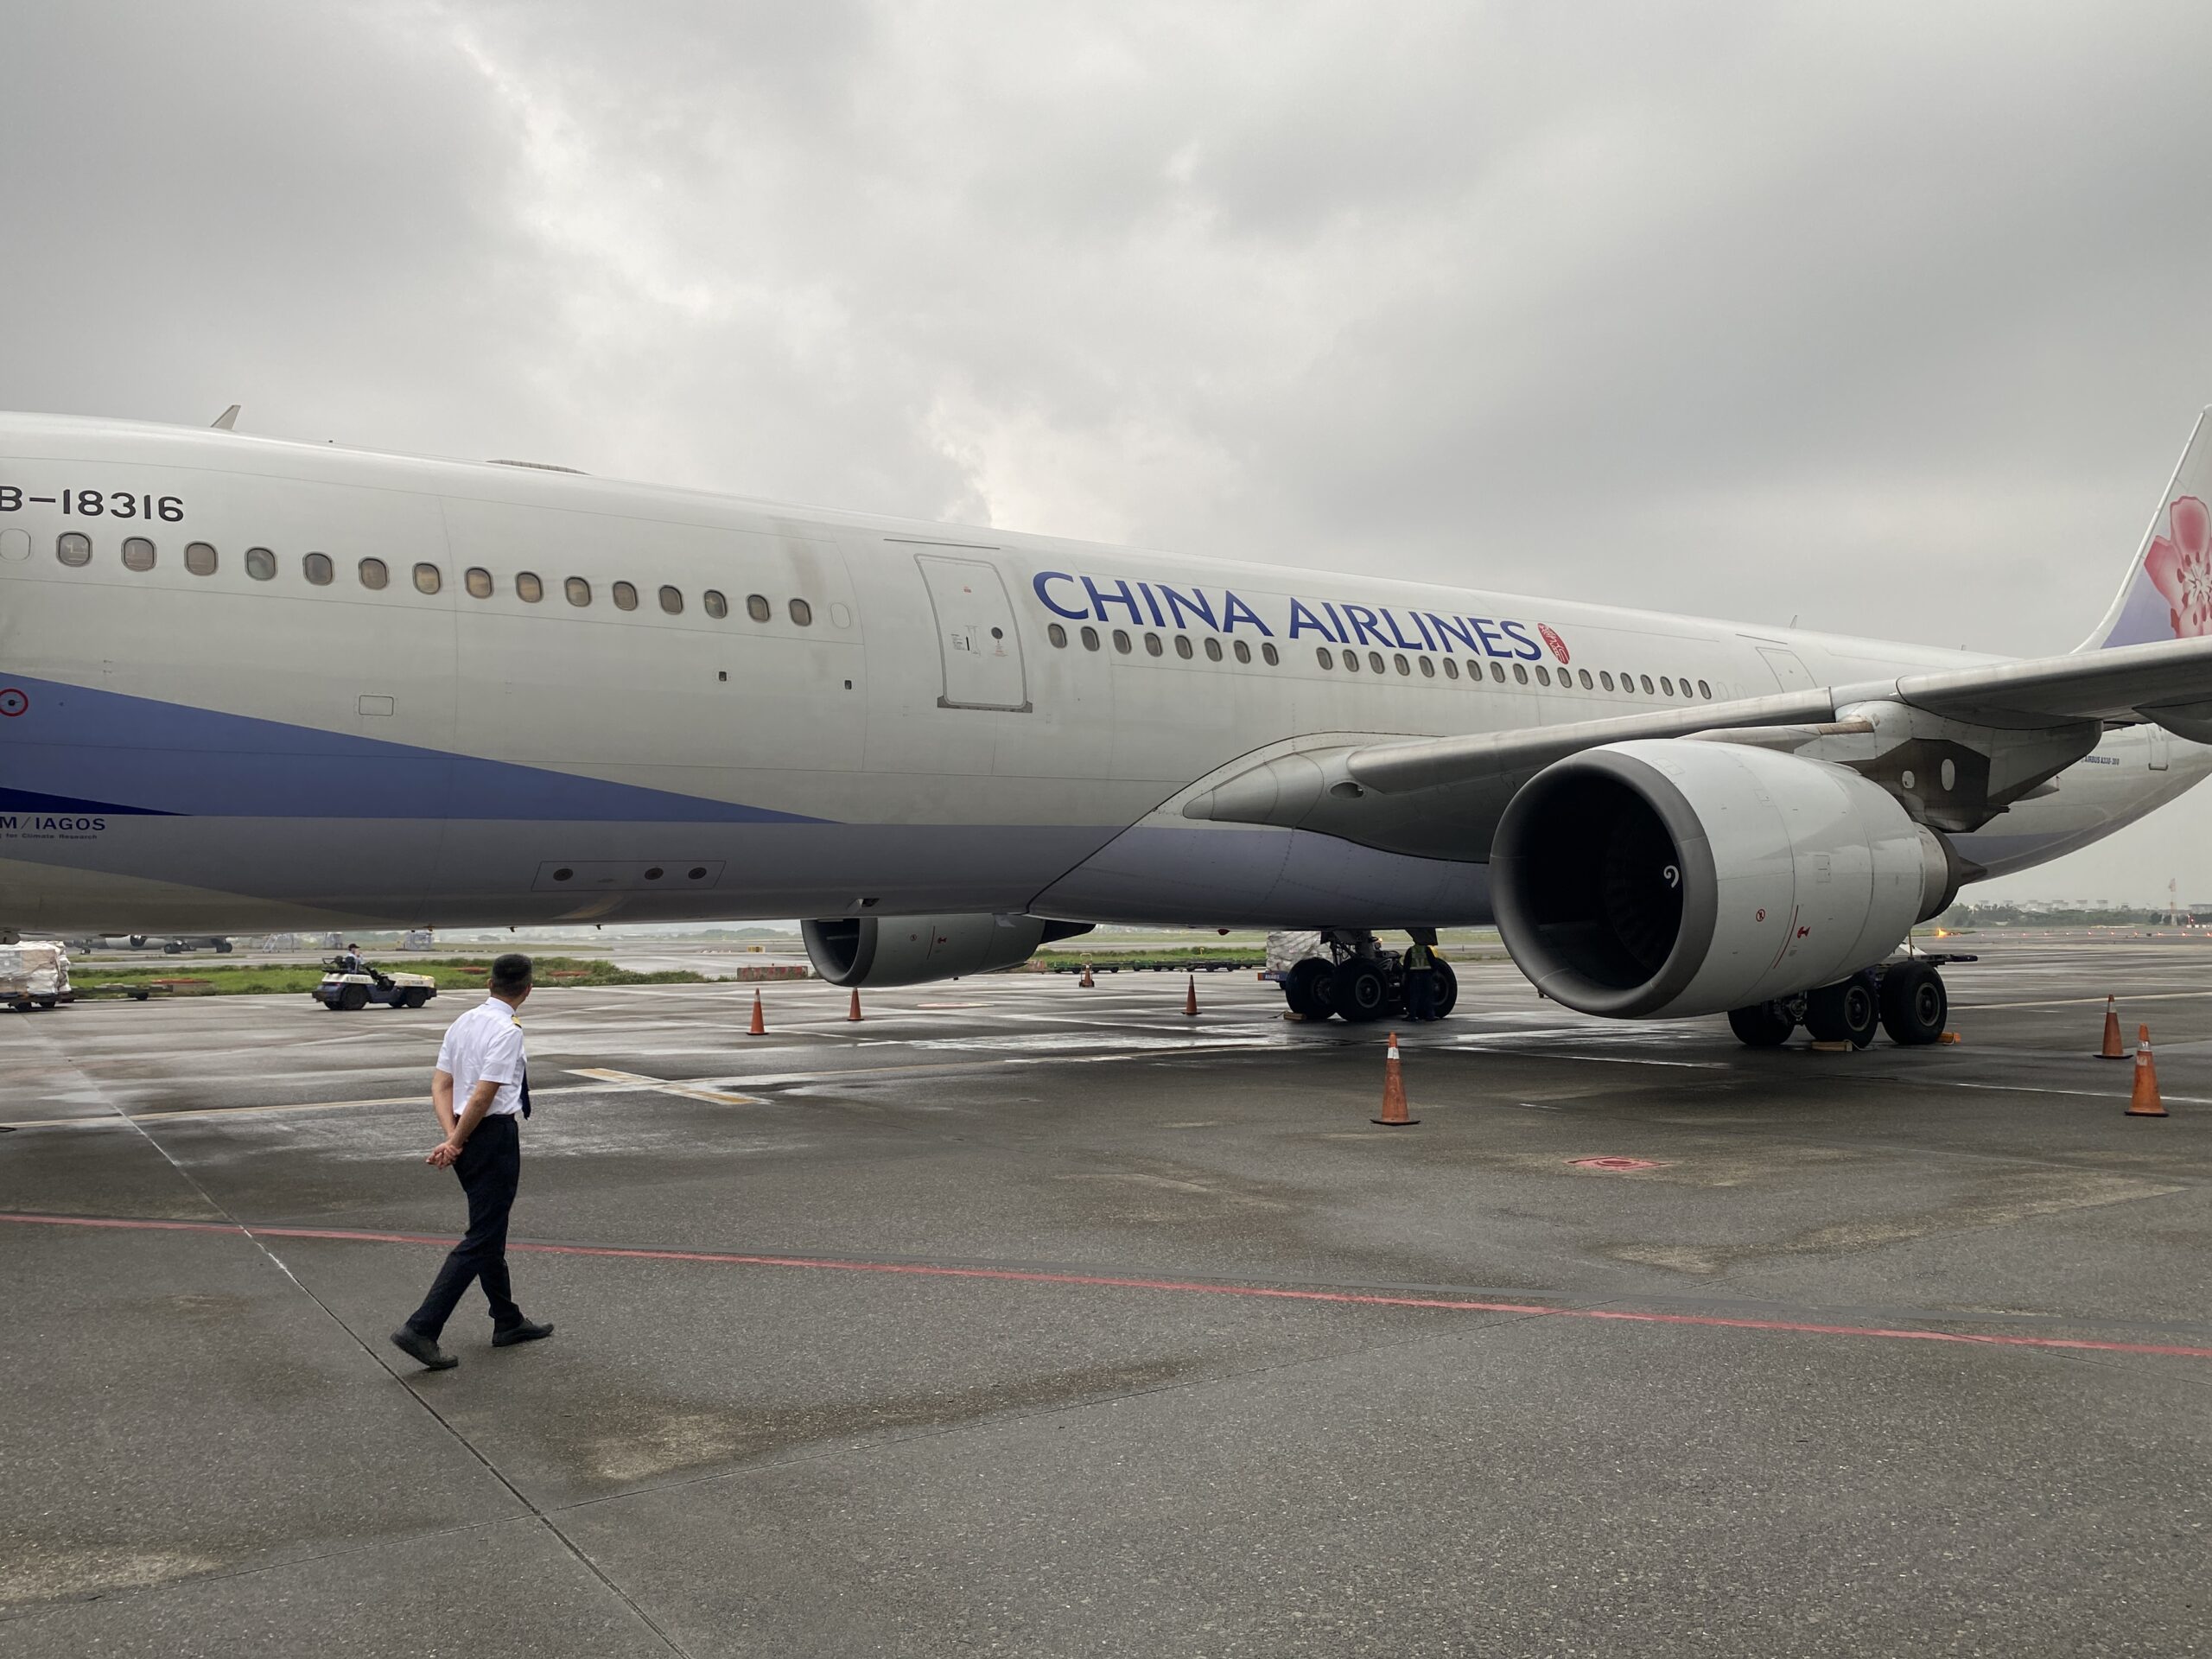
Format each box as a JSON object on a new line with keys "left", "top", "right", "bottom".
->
{"left": 3, "top": 407, "right": 2209, "bottom": 1049}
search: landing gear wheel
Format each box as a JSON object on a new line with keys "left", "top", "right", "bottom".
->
{"left": 1331, "top": 957, "right": 1390, "bottom": 1023}
{"left": 1805, "top": 978, "right": 1878, "bottom": 1048}
{"left": 337, "top": 983, "right": 370, "bottom": 1012}
{"left": 1879, "top": 962, "right": 1947, "bottom": 1046}
{"left": 1726, "top": 1001, "right": 1796, "bottom": 1047}
{"left": 403, "top": 988, "right": 430, "bottom": 1009}
{"left": 1283, "top": 957, "right": 1332, "bottom": 1018}
{"left": 1430, "top": 959, "right": 1459, "bottom": 1019}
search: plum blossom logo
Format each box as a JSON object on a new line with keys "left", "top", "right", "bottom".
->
{"left": 2146, "top": 496, "right": 2212, "bottom": 639}
{"left": 1537, "top": 623, "right": 1569, "bottom": 664}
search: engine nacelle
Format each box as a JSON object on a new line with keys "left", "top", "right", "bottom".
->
{"left": 1490, "top": 741, "right": 1959, "bottom": 1019}
{"left": 801, "top": 914, "right": 1093, "bottom": 988}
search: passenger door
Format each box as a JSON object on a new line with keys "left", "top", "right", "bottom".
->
{"left": 916, "top": 554, "right": 1031, "bottom": 712}
{"left": 1755, "top": 645, "right": 1817, "bottom": 690}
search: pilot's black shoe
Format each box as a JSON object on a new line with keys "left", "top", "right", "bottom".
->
{"left": 493, "top": 1319, "right": 555, "bottom": 1348}
{"left": 390, "top": 1326, "right": 459, "bottom": 1370}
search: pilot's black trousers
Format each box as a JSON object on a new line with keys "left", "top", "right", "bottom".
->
{"left": 404, "top": 1116, "right": 523, "bottom": 1339}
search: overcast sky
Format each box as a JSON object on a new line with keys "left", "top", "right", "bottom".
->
{"left": 5, "top": 1, "right": 2209, "bottom": 902}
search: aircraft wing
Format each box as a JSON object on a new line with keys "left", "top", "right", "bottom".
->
{"left": 1339, "top": 634, "right": 2212, "bottom": 797}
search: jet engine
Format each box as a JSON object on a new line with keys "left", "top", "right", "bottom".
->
{"left": 801, "top": 914, "right": 1094, "bottom": 988}
{"left": 1490, "top": 741, "right": 1961, "bottom": 1020}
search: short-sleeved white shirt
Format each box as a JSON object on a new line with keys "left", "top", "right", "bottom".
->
{"left": 436, "top": 996, "right": 528, "bottom": 1119}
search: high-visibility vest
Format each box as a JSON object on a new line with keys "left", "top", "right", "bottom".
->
{"left": 1405, "top": 943, "right": 1433, "bottom": 971}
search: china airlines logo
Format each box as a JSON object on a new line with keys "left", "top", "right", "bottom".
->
{"left": 1537, "top": 623, "right": 1569, "bottom": 664}
{"left": 2147, "top": 496, "right": 2212, "bottom": 639}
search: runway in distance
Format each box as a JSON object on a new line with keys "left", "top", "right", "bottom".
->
{"left": 4, "top": 409, "right": 2211, "bottom": 1042}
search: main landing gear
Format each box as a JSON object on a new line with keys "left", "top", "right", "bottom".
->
{"left": 1280, "top": 931, "right": 1459, "bottom": 1025}
{"left": 1726, "top": 955, "right": 1963, "bottom": 1049}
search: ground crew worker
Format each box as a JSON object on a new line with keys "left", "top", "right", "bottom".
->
{"left": 1403, "top": 937, "right": 1440, "bottom": 1022}
{"left": 390, "top": 952, "right": 553, "bottom": 1370}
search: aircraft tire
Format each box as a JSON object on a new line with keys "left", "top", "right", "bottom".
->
{"left": 1283, "top": 958, "right": 1332, "bottom": 1018}
{"left": 1430, "top": 960, "right": 1459, "bottom": 1018}
{"left": 1805, "top": 978, "right": 1878, "bottom": 1048}
{"left": 1331, "top": 958, "right": 1390, "bottom": 1023}
{"left": 1878, "top": 963, "right": 1947, "bottom": 1046}
{"left": 1726, "top": 1001, "right": 1796, "bottom": 1046}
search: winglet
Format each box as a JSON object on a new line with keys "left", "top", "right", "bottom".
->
{"left": 2081, "top": 409, "right": 2212, "bottom": 651}
{"left": 210, "top": 404, "right": 240, "bottom": 431}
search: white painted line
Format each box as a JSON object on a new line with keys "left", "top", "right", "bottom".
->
{"left": 568, "top": 1067, "right": 766, "bottom": 1106}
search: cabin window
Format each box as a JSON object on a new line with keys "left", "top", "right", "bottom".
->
{"left": 1141, "top": 632, "right": 1160, "bottom": 656}
{"left": 184, "top": 542, "right": 218, "bottom": 576}
{"left": 121, "top": 537, "right": 156, "bottom": 571}
{"left": 1442, "top": 658, "right": 1459, "bottom": 680}
{"left": 1418, "top": 656, "right": 1435, "bottom": 677}
{"left": 1680, "top": 674, "right": 1694, "bottom": 696}
{"left": 245, "top": 547, "right": 276, "bottom": 582}
{"left": 1112, "top": 629, "right": 1131, "bottom": 653}
{"left": 1599, "top": 671, "right": 1614, "bottom": 690}
{"left": 1659, "top": 676, "right": 1675, "bottom": 696}
{"left": 1394, "top": 653, "right": 1411, "bottom": 677}
{"left": 1081, "top": 626, "right": 1100, "bottom": 651}
{"left": 790, "top": 598, "right": 813, "bottom": 626}
{"left": 1513, "top": 663, "right": 1529, "bottom": 683}
{"left": 566, "top": 577, "right": 592, "bottom": 607}
{"left": 1175, "top": 635, "right": 1195, "bottom": 660}
{"left": 659, "top": 585, "right": 683, "bottom": 615}
{"left": 1262, "top": 643, "right": 1280, "bottom": 665}
{"left": 1578, "top": 669, "right": 1592, "bottom": 689}
{"left": 1640, "top": 674, "right": 1654, "bottom": 694}
{"left": 1204, "top": 637, "right": 1223, "bottom": 662}
{"left": 358, "top": 557, "right": 388, "bottom": 590}
{"left": 1317, "top": 647, "right": 1335, "bottom": 669}
{"left": 304, "top": 552, "right": 334, "bottom": 586}
{"left": 414, "top": 563, "right": 442, "bottom": 594}
{"left": 612, "top": 581, "right": 639, "bottom": 612}
{"left": 1233, "top": 639, "right": 1252, "bottom": 664}
{"left": 1343, "top": 650, "right": 1360, "bottom": 672}
{"left": 703, "top": 588, "right": 728, "bottom": 619}
{"left": 516, "top": 571, "right": 543, "bottom": 602}
{"left": 56, "top": 532, "right": 92, "bottom": 567}
{"left": 1535, "top": 664, "right": 1551, "bottom": 686}
{"left": 747, "top": 594, "right": 771, "bottom": 622}
{"left": 1047, "top": 622, "right": 1067, "bottom": 647}
{"left": 1367, "top": 652, "right": 1384, "bottom": 674}
{"left": 1699, "top": 679, "right": 1713, "bottom": 699}
{"left": 464, "top": 567, "right": 493, "bottom": 599}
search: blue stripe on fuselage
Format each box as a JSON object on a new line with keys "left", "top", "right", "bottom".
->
{"left": 0, "top": 674, "right": 821, "bottom": 823}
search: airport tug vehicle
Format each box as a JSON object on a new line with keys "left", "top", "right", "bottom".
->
{"left": 312, "top": 957, "right": 436, "bottom": 1012}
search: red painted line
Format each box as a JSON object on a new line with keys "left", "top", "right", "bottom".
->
{"left": 6, "top": 1210, "right": 2211, "bottom": 1360}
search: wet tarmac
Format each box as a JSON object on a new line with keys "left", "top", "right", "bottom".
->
{"left": 2, "top": 938, "right": 2209, "bottom": 1656}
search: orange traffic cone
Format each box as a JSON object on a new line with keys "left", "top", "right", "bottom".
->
{"left": 1078, "top": 963, "right": 1095, "bottom": 988}
{"left": 748, "top": 989, "right": 766, "bottom": 1036}
{"left": 2096, "top": 995, "right": 2126, "bottom": 1058}
{"left": 2126, "top": 1024, "right": 2168, "bottom": 1116}
{"left": 1372, "top": 1032, "right": 1419, "bottom": 1126}
{"left": 1184, "top": 974, "right": 1198, "bottom": 1016}
{"left": 847, "top": 988, "right": 863, "bottom": 1023}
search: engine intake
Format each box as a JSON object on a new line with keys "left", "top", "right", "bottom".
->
{"left": 1491, "top": 741, "right": 1958, "bottom": 1019}
{"left": 802, "top": 913, "right": 1093, "bottom": 988}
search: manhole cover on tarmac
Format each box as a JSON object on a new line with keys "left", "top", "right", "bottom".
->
{"left": 1567, "top": 1156, "right": 1669, "bottom": 1172}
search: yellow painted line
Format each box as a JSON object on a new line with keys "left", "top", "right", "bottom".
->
{"left": 568, "top": 1067, "right": 766, "bottom": 1106}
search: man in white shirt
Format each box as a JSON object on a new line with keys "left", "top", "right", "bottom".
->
{"left": 391, "top": 953, "right": 554, "bottom": 1370}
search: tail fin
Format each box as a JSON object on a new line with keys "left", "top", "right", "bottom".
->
{"left": 2080, "top": 409, "right": 2212, "bottom": 651}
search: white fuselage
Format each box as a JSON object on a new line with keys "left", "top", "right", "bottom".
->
{"left": 0, "top": 414, "right": 2201, "bottom": 934}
